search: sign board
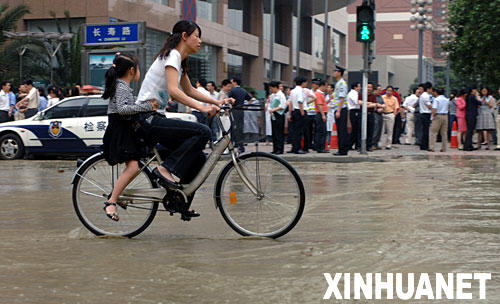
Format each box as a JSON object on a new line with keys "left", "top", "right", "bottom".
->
{"left": 83, "top": 22, "right": 145, "bottom": 46}
{"left": 182, "top": 0, "right": 197, "bottom": 22}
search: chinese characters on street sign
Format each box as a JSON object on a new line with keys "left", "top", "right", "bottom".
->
{"left": 84, "top": 23, "right": 143, "bottom": 46}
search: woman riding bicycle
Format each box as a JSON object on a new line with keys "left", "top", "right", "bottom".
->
{"left": 105, "top": 20, "right": 230, "bottom": 220}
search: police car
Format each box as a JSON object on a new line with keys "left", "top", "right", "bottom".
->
{"left": 0, "top": 95, "right": 196, "bottom": 160}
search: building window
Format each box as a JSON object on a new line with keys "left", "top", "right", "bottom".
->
{"left": 331, "top": 30, "right": 345, "bottom": 66}
{"left": 312, "top": 21, "right": 323, "bottom": 59}
{"left": 197, "top": 0, "right": 218, "bottom": 22}
{"left": 146, "top": 29, "right": 169, "bottom": 70}
{"left": 292, "top": 16, "right": 297, "bottom": 51}
{"left": 228, "top": 0, "right": 244, "bottom": 32}
{"left": 227, "top": 52, "right": 243, "bottom": 82}
{"left": 331, "top": 31, "right": 340, "bottom": 65}
{"left": 263, "top": 12, "right": 271, "bottom": 41}
{"left": 151, "top": 0, "right": 169, "bottom": 5}
{"left": 188, "top": 44, "right": 218, "bottom": 84}
{"left": 264, "top": 59, "right": 281, "bottom": 80}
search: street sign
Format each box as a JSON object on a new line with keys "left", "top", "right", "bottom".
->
{"left": 83, "top": 22, "right": 145, "bottom": 46}
{"left": 182, "top": 0, "right": 197, "bottom": 22}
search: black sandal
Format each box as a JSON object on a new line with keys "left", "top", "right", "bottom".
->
{"left": 103, "top": 202, "right": 119, "bottom": 221}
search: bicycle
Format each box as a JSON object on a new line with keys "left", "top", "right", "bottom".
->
{"left": 71, "top": 104, "right": 305, "bottom": 239}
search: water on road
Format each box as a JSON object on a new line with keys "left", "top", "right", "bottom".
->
{"left": 1, "top": 156, "right": 499, "bottom": 303}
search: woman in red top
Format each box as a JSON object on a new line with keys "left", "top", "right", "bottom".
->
{"left": 455, "top": 89, "right": 467, "bottom": 150}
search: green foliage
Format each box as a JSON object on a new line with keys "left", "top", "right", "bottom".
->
{"left": 0, "top": 4, "right": 30, "bottom": 46}
{"left": 0, "top": 9, "right": 82, "bottom": 88}
{"left": 444, "top": 0, "right": 500, "bottom": 88}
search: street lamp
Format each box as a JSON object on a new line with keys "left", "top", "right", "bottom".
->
{"left": 409, "top": 0, "right": 434, "bottom": 83}
{"left": 2, "top": 31, "right": 74, "bottom": 85}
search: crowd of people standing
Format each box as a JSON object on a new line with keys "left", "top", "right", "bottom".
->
{"left": 0, "top": 79, "right": 80, "bottom": 123}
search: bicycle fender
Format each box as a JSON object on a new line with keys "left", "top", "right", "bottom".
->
{"left": 70, "top": 152, "right": 104, "bottom": 185}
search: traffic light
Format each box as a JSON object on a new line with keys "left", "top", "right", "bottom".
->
{"left": 356, "top": 4, "right": 375, "bottom": 42}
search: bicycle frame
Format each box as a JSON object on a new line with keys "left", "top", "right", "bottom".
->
{"left": 119, "top": 108, "right": 261, "bottom": 204}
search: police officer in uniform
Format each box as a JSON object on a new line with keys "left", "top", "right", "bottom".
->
{"left": 332, "top": 66, "right": 349, "bottom": 156}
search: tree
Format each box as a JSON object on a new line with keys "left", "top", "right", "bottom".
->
{"left": 0, "top": 10, "right": 81, "bottom": 88}
{"left": 445, "top": 0, "right": 500, "bottom": 88}
{"left": 0, "top": 3, "right": 30, "bottom": 46}
{"left": 433, "top": 68, "right": 462, "bottom": 92}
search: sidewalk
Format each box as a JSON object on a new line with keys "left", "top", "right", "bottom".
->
{"left": 222, "top": 142, "right": 500, "bottom": 163}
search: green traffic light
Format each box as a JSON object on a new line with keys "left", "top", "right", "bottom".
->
{"left": 360, "top": 23, "right": 372, "bottom": 41}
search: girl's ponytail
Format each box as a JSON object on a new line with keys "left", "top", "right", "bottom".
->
{"left": 102, "top": 64, "right": 118, "bottom": 100}
{"left": 101, "top": 52, "right": 138, "bottom": 100}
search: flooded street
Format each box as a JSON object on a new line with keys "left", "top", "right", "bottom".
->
{"left": 1, "top": 156, "right": 499, "bottom": 303}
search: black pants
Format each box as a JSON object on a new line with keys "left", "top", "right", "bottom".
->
{"left": 314, "top": 113, "right": 327, "bottom": 151}
{"left": 464, "top": 114, "right": 477, "bottom": 150}
{"left": 420, "top": 113, "right": 431, "bottom": 150}
{"left": 148, "top": 115, "right": 211, "bottom": 183}
{"left": 392, "top": 113, "right": 402, "bottom": 144}
{"left": 271, "top": 113, "right": 285, "bottom": 153}
{"left": 303, "top": 114, "right": 315, "bottom": 151}
{"left": 335, "top": 108, "right": 349, "bottom": 154}
{"left": 24, "top": 108, "right": 38, "bottom": 118}
{"left": 349, "top": 109, "right": 361, "bottom": 149}
{"left": 0, "top": 110, "right": 9, "bottom": 123}
{"left": 366, "top": 112, "right": 375, "bottom": 149}
{"left": 415, "top": 112, "right": 422, "bottom": 145}
{"left": 231, "top": 109, "right": 245, "bottom": 150}
{"left": 290, "top": 109, "right": 305, "bottom": 152}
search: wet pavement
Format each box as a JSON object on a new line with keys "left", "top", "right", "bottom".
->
{"left": 1, "top": 156, "right": 500, "bottom": 303}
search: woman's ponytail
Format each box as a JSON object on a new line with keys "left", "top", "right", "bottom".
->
{"left": 154, "top": 20, "right": 201, "bottom": 74}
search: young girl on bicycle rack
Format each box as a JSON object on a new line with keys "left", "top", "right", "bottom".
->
{"left": 101, "top": 52, "right": 154, "bottom": 221}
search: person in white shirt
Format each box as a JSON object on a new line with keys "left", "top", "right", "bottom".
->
{"left": 47, "top": 87, "right": 60, "bottom": 108}
{"left": 418, "top": 82, "right": 433, "bottom": 150}
{"left": 188, "top": 78, "right": 210, "bottom": 124}
{"left": 268, "top": 81, "right": 287, "bottom": 154}
{"left": 0, "top": 81, "right": 11, "bottom": 123}
{"left": 207, "top": 81, "right": 219, "bottom": 100}
{"left": 402, "top": 88, "right": 419, "bottom": 144}
{"left": 289, "top": 76, "right": 308, "bottom": 154}
{"left": 303, "top": 80, "right": 318, "bottom": 152}
{"left": 206, "top": 81, "right": 220, "bottom": 142}
{"left": 134, "top": 20, "right": 230, "bottom": 220}
{"left": 16, "top": 80, "right": 39, "bottom": 118}
{"left": 347, "top": 82, "right": 361, "bottom": 150}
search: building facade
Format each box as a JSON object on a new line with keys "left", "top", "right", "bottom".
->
{"left": 8, "top": 0, "right": 356, "bottom": 91}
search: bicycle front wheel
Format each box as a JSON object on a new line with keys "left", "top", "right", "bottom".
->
{"left": 215, "top": 152, "right": 305, "bottom": 238}
{"left": 72, "top": 153, "right": 159, "bottom": 238}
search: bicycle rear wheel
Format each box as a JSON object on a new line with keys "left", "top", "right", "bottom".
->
{"left": 215, "top": 152, "right": 305, "bottom": 238}
{"left": 72, "top": 153, "right": 159, "bottom": 237}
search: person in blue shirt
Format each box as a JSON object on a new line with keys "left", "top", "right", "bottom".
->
{"left": 8, "top": 87, "right": 16, "bottom": 121}
{"left": 228, "top": 78, "right": 252, "bottom": 153}
{"left": 38, "top": 87, "right": 48, "bottom": 112}
{"left": 429, "top": 87, "right": 449, "bottom": 152}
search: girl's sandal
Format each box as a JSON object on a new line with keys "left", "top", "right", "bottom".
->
{"left": 103, "top": 202, "right": 119, "bottom": 221}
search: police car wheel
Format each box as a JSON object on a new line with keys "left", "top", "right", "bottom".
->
{"left": 0, "top": 133, "right": 25, "bottom": 160}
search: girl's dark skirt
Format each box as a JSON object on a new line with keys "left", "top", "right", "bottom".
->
{"left": 102, "top": 114, "right": 142, "bottom": 166}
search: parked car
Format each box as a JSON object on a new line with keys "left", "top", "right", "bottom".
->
{"left": 0, "top": 95, "right": 196, "bottom": 160}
